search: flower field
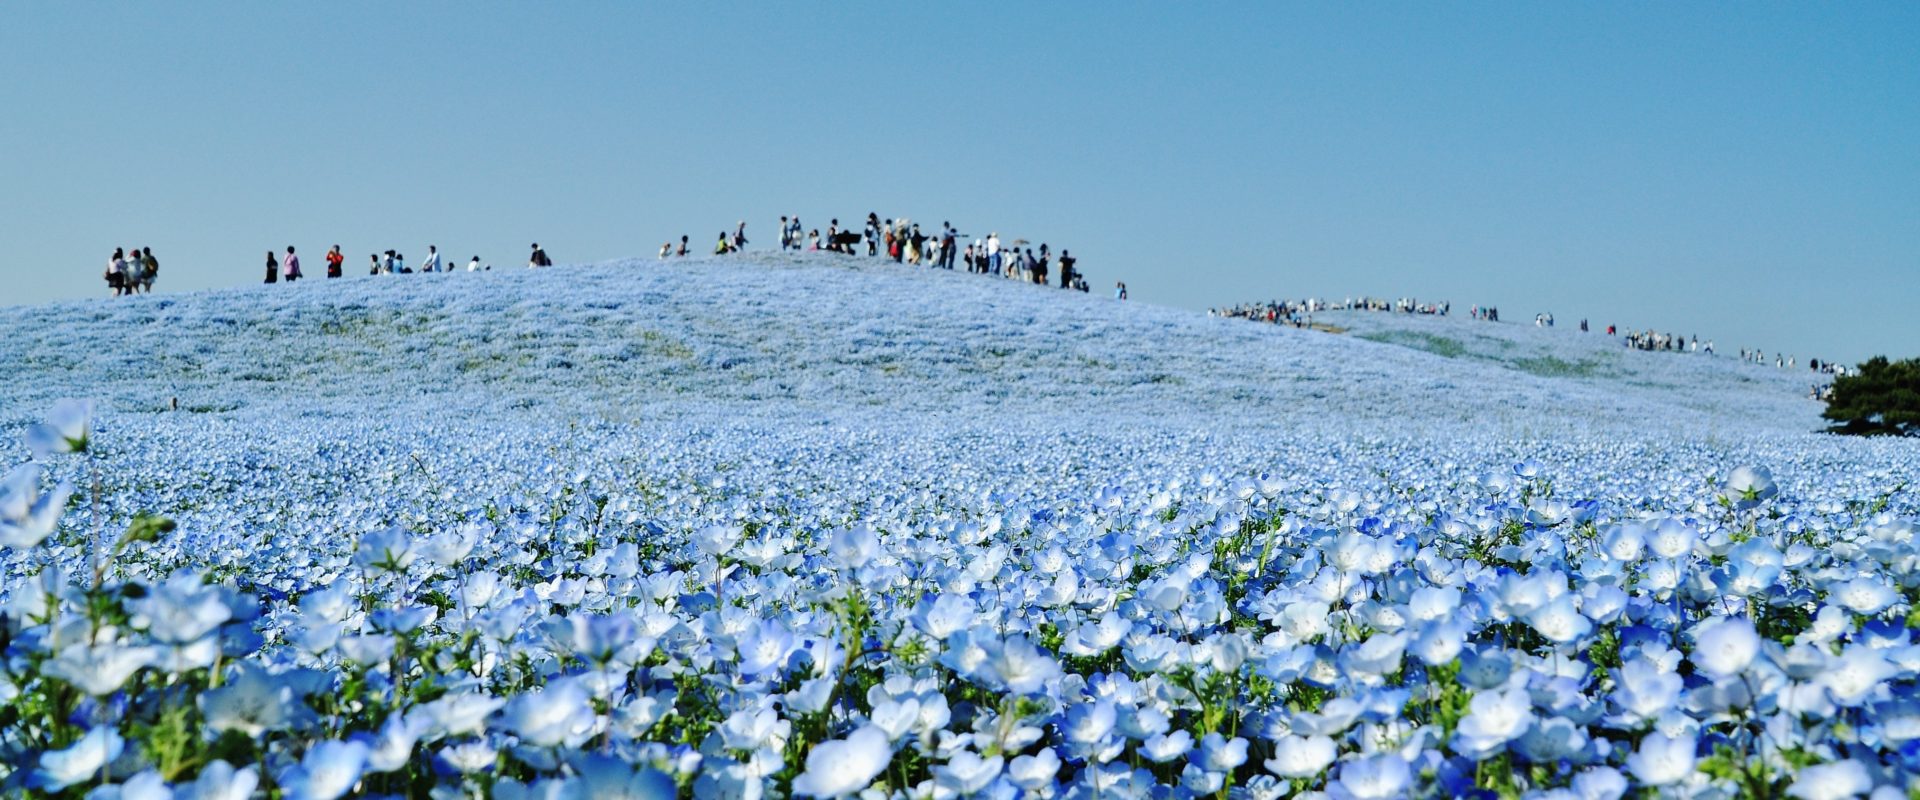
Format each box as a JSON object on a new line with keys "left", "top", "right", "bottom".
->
{"left": 2, "top": 253, "right": 1917, "bottom": 799}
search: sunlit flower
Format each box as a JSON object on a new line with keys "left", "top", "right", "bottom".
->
{"left": 26, "top": 398, "right": 94, "bottom": 457}
{"left": 32, "top": 726, "right": 123, "bottom": 792}
{"left": 790, "top": 725, "right": 891, "bottom": 798}
{"left": 278, "top": 740, "right": 369, "bottom": 800}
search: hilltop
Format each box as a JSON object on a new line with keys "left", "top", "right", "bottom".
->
{"left": 0, "top": 252, "right": 1828, "bottom": 439}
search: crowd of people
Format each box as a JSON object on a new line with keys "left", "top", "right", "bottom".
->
{"left": 654, "top": 213, "right": 1101, "bottom": 293}
{"left": 1213, "top": 295, "right": 1458, "bottom": 326}
{"left": 104, "top": 247, "right": 159, "bottom": 296}
{"left": 1213, "top": 291, "right": 1849, "bottom": 390}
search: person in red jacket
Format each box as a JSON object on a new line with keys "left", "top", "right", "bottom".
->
{"left": 325, "top": 245, "right": 345, "bottom": 278}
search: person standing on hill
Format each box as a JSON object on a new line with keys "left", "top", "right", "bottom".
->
{"left": 940, "top": 224, "right": 957, "bottom": 269}
{"left": 106, "top": 248, "right": 128, "bottom": 296}
{"left": 135, "top": 247, "right": 158, "bottom": 293}
{"left": 469, "top": 255, "right": 482, "bottom": 272}
{"left": 1115, "top": 281, "right": 1127, "bottom": 300}
{"left": 677, "top": 236, "right": 689, "bottom": 257}
{"left": 264, "top": 251, "right": 279, "bottom": 284}
{"left": 733, "top": 221, "right": 748, "bottom": 252}
{"left": 1058, "top": 250, "right": 1075, "bottom": 288}
{"left": 421, "top": 245, "right": 441, "bottom": 274}
{"left": 779, "top": 216, "right": 791, "bottom": 251}
{"left": 283, "top": 246, "right": 302, "bottom": 282}
{"left": 326, "top": 245, "right": 344, "bottom": 278}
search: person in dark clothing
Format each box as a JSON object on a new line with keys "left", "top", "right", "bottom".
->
{"left": 529, "top": 243, "right": 551, "bottom": 268}
{"left": 264, "top": 251, "right": 278, "bottom": 284}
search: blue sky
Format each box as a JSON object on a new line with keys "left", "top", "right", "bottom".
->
{"left": 2, "top": 3, "right": 1914, "bottom": 364}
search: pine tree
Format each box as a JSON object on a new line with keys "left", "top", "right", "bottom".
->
{"left": 1823, "top": 356, "right": 1920, "bottom": 436}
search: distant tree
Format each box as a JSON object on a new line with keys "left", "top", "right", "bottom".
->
{"left": 1823, "top": 356, "right": 1920, "bottom": 437}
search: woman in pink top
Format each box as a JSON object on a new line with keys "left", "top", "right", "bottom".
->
{"left": 283, "top": 246, "right": 302, "bottom": 282}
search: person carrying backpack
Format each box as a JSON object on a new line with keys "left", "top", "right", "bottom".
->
{"left": 138, "top": 247, "right": 158, "bottom": 292}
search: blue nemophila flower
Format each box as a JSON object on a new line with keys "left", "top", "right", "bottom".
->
{"left": 574, "top": 754, "right": 677, "bottom": 800}
{"left": 1829, "top": 577, "right": 1899, "bottom": 616}
{"left": 436, "top": 741, "right": 498, "bottom": 774}
{"left": 0, "top": 463, "right": 72, "bottom": 549}
{"left": 694, "top": 523, "right": 743, "bottom": 558}
{"left": 353, "top": 526, "right": 417, "bottom": 574}
{"left": 1007, "top": 747, "right": 1061, "bottom": 791}
{"left": 734, "top": 618, "right": 798, "bottom": 679}
{"left": 359, "top": 711, "right": 431, "bottom": 773}
{"left": 982, "top": 634, "right": 1062, "bottom": 695}
{"left": 1626, "top": 731, "right": 1696, "bottom": 786}
{"left": 99, "top": 769, "right": 175, "bottom": 800}
{"left": 1196, "top": 732, "right": 1248, "bottom": 772}
{"left": 1784, "top": 759, "right": 1871, "bottom": 800}
{"left": 278, "top": 739, "right": 370, "bottom": 800}
{"left": 498, "top": 677, "right": 598, "bottom": 748}
{"left": 25, "top": 398, "right": 94, "bottom": 458}
{"left": 1569, "top": 767, "right": 1628, "bottom": 800}
{"left": 1139, "top": 729, "right": 1193, "bottom": 763}
{"left": 1451, "top": 684, "right": 1532, "bottom": 759}
{"left": 177, "top": 760, "right": 259, "bottom": 800}
{"left": 1610, "top": 657, "right": 1684, "bottom": 727}
{"left": 1646, "top": 519, "right": 1698, "bottom": 560}
{"left": 1720, "top": 466, "right": 1780, "bottom": 511}
{"left": 1516, "top": 715, "right": 1590, "bottom": 764}
{"left": 1527, "top": 593, "right": 1592, "bottom": 645}
{"left": 45, "top": 635, "right": 156, "bottom": 696}
{"left": 200, "top": 663, "right": 303, "bottom": 737}
{"left": 418, "top": 690, "right": 506, "bottom": 740}
{"left": 1690, "top": 616, "right": 1760, "bottom": 680}
{"left": 935, "top": 750, "right": 1004, "bottom": 795}
{"left": 133, "top": 570, "right": 233, "bottom": 644}
{"left": 1329, "top": 752, "right": 1411, "bottom": 800}
{"left": 32, "top": 726, "right": 123, "bottom": 791}
{"left": 1821, "top": 645, "right": 1897, "bottom": 707}
{"left": 1264, "top": 734, "right": 1337, "bottom": 779}
{"left": 790, "top": 725, "right": 892, "bottom": 798}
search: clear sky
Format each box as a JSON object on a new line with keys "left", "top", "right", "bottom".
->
{"left": 2, "top": 3, "right": 1914, "bottom": 365}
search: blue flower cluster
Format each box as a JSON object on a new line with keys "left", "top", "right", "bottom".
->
{"left": 0, "top": 255, "right": 1915, "bottom": 799}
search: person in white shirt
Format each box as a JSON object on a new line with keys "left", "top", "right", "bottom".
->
{"left": 421, "top": 245, "right": 441, "bottom": 273}
{"left": 468, "top": 256, "right": 481, "bottom": 272}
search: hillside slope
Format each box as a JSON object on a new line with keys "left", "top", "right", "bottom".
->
{"left": 2, "top": 252, "right": 1824, "bottom": 436}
